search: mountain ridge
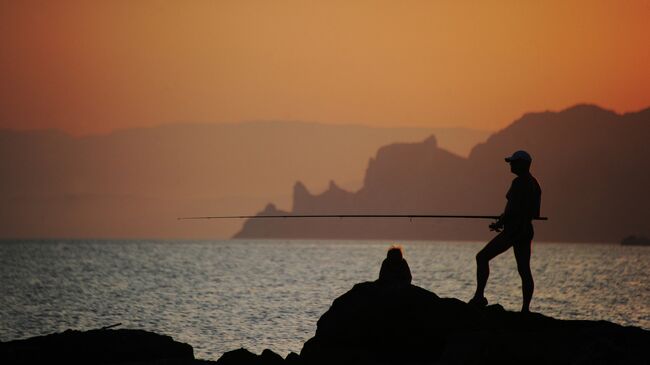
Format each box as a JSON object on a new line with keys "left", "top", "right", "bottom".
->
{"left": 0, "top": 121, "right": 488, "bottom": 239}
{"left": 236, "top": 104, "right": 650, "bottom": 242}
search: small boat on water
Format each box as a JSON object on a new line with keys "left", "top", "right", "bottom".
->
{"left": 621, "top": 235, "right": 650, "bottom": 246}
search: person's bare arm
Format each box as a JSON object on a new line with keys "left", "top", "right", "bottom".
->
{"left": 491, "top": 179, "right": 522, "bottom": 231}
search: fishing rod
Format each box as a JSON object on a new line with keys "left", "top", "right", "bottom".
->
{"left": 178, "top": 214, "right": 548, "bottom": 221}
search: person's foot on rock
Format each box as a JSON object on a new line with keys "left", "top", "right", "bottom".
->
{"left": 468, "top": 296, "right": 488, "bottom": 307}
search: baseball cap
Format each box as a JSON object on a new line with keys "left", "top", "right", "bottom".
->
{"left": 505, "top": 150, "right": 532, "bottom": 162}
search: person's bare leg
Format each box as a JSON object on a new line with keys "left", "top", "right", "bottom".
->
{"left": 514, "top": 239, "right": 534, "bottom": 312}
{"left": 472, "top": 232, "right": 512, "bottom": 302}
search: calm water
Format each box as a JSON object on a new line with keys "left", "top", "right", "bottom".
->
{"left": 1, "top": 240, "right": 649, "bottom": 360}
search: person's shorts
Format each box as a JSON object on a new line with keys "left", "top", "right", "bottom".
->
{"left": 503, "top": 222, "right": 534, "bottom": 245}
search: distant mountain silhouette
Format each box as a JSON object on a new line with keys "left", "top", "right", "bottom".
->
{"left": 0, "top": 121, "right": 487, "bottom": 239}
{"left": 236, "top": 105, "right": 650, "bottom": 242}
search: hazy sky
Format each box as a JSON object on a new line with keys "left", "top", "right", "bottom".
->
{"left": 1, "top": 0, "right": 648, "bottom": 135}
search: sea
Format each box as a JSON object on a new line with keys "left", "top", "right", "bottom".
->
{"left": 1, "top": 239, "right": 649, "bottom": 361}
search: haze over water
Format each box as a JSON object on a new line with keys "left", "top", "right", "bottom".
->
{"left": 1, "top": 239, "right": 648, "bottom": 360}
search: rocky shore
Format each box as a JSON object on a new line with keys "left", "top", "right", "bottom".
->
{"left": 2, "top": 281, "right": 649, "bottom": 364}
{"left": 0, "top": 328, "right": 197, "bottom": 364}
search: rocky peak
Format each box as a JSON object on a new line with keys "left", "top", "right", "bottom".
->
{"left": 292, "top": 181, "right": 313, "bottom": 212}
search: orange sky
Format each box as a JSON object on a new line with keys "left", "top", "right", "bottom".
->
{"left": 1, "top": 0, "right": 648, "bottom": 135}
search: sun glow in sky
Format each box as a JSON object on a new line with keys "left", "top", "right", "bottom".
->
{"left": 1, "top": 0, "right": 649, "bottom": 135}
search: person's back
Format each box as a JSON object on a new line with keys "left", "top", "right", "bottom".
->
{"left": 378, "top": 245, "right": 412, "bottom": 285}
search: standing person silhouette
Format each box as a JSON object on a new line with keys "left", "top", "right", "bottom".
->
{"left": 469, "top": 150, "right": 542, "bottom": 312}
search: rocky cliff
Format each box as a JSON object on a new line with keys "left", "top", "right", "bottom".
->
{"left": 235, "top": 105, "right": 650, "bottom": 242}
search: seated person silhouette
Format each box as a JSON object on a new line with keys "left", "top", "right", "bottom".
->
{"left": 378, "top": 245, "right": 412, "bottom": 285}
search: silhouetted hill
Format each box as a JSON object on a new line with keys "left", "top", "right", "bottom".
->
{"left": 236, "top": 105, "right": 650, "bottom": 242}
{"left": 0, "top": 121, "right": 488, "bottom": 239}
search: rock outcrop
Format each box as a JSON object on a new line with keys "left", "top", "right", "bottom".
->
{"left": 217, "top": 281, "right": 650, "bottom": 365}
{"left": 0, "top": 328, "right": 196, "bottom": 364}
{"left": 621, "top": 235, "right": 650, "bottom": 246}
{"left": 298, "top": 281, "right": 650, "bottom": 364}
{"left": 216, "top": 348, "right": 298, "bottom": 365}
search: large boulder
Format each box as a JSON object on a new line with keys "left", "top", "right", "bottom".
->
{"left": 299, "top": 281, "right": 650, "bottom": 365}
{"left": 0, "top": 328, "right": 195, "bottom": 364}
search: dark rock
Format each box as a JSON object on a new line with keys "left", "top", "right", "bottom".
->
{"left": 260, "top": 349, "right": 284, "bottom": 365}
{"left": 216, "top": 348, "right": 288, "bottom": 365}
{"left": 216, "top": 348, "right": 260, "bottom": 365}
{"left": 0, "top": 328, "right": 195, "bottom": 364}
{"left": 284, "top": 352, "right": 301, "bottom": 365}
{"left": 299, "top": 281, "right": 650, "bottom": 365}
{"left": 621, "top": 235, "right": 650, "bottom": 246}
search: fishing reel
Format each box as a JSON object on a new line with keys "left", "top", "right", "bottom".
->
{"left": 489, "top": 220, "right": 503, "bottom": 232}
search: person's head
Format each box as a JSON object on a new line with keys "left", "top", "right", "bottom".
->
{"left": 505, "top": 150, "right": 532, "bottom": 176}
{"left": 387, "top": 245, "right": 404, "bottom": 261}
